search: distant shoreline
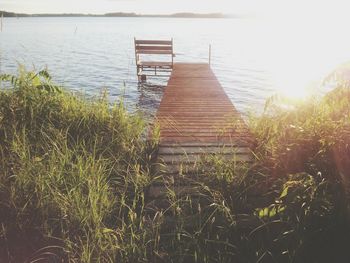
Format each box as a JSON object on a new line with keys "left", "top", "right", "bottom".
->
{"left": 1, "top": 10, "right": 241, "bottom": 19}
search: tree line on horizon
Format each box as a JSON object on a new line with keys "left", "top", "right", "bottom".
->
{"left": 0, "top": 10, "right": 233, "bottom": 18}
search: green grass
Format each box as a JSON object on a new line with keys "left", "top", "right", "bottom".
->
{"left": 0, "top": 68, "right": 349, "bottom": 262}
{"left": 0, "top": 68, "right": 156, "bottom": 262}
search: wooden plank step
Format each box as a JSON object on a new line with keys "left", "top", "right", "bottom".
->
{"left": 159, "top": 137, "right": 252, "bottom": 144}
{"left": 158, "top": 146, "right": 250, "bottom": 155}
{"left": 159, "top": 141, "right": 252, "bottom": 147}
{"left": 158, "top": 153, "right": 252, "bottom": 164}
{"left": 157, "top": 160, "right": 252, "bottom": 174}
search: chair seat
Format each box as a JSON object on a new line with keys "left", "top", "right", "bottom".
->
{"left": 137, "top": 61, "right": 173, "bottom": 68}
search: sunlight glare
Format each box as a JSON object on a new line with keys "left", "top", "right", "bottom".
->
{"left": 258, "top": 3, "right": 350, "bottom": 101}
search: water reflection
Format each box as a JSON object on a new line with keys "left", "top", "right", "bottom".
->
{"left": 136, "top": 81, "right": 166, "bottom": 122}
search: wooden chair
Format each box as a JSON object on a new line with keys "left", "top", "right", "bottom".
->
{"left": 134, "top": 38, "right": 174, "bottom": 81}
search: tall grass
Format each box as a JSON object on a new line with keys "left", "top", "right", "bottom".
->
{"left": 246, "top": 86, "right": 350, "bottom": 262}
{"left": 0, "top": 68, "right": 349, "bottom": 262}
{"left": 0, "top": 68, "right": 157, "bottom": 262}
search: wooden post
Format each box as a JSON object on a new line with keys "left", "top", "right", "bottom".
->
{"left": 1, "top": 12, "right": 3, "bottom": 32}
{"left": 171, "top": 38, "right": 174, "bottom": 67}
{"left": 209, "top": 44, "right": 211, "bottom": 66}
{"left": 134, "top": 37, "right": 139, "bottom": 79}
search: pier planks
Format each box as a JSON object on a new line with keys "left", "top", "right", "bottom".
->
{"left": 150, "top": 63, "right": 254, "bottom": 197}
{"left": 156, "top": 63, "right": 252, "bottom": 146}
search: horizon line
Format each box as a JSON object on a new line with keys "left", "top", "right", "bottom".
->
{"left": 1, "top": 10, "right": 247, "bottom": 18}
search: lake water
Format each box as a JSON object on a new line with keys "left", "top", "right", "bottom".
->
{"left": 1, "top": 17, "right": 350, "bottom": 116}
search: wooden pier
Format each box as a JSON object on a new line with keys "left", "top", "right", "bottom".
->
{"left": 154, "top": 63, "right": 253, "bottom": 176}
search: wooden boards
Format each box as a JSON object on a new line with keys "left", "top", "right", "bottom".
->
{"left": 147, "top": 63, "right": 254, "bottom": 201}
{"left": 145, "top": 63, "right": 255, "bottom": 205}
{"left": 156, "top": 63, "right": 252, "bottom": 146}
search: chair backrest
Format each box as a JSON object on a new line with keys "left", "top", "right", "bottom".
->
{"left": 134, "top": 39, "right": 173, "bottom": 55}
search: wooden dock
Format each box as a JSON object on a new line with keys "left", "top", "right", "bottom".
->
{"left": 154, "top": 63, "right": 253, "bottom": 175}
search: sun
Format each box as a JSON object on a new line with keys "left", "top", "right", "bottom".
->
{"left": 278, "top": 84, "right": 309, "bottom": 100}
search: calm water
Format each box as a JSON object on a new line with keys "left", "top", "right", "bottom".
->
{"left": 1, "top": 17, "right": 350, "bottom": 116}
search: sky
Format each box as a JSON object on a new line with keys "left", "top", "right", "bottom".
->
{"left": 1, "top": 0, "right": 349, "bottom": 17}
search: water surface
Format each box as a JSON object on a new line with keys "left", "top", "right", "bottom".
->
{"left": 1, "top": 17, "right": 349, "bottom": 116}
